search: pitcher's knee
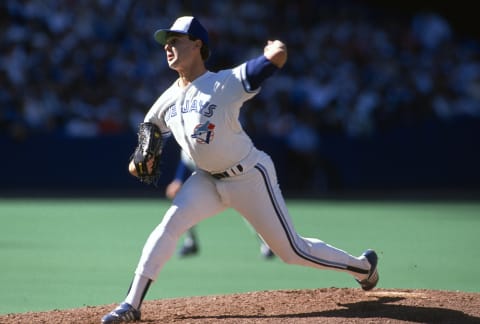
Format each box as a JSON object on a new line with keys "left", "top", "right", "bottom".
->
{"left": 277, "top": 251, "right": 302, "bottom": 265}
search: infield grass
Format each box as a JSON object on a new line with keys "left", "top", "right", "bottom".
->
{"left": 0, "top": 198, "right": 479, "bottom": 314}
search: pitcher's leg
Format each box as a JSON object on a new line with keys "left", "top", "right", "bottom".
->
{"left": 134, "top": 205, "right": 194, "bottom": 279}
{"left": 135, "top": 172, "right": 226, "bottom": 279}
{"left": 233, "top": 161, "right": 370, "bottom": 280}
{"left": 123, "top": 172, "right": 226, "bottom": 310}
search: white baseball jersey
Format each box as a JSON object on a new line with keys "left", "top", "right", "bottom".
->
{"left": 145, "top": 63, "right": 258, "bottom": 173}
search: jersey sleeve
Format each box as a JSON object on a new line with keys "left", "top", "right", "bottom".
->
{"left": 226, "top": 55, "right": 278, "bottom": 99}
{"left": 223, "top": 63, "right": 261, "bottom": 103}
{"left": 143, "top": 89, "right": 175, "bottom": 138}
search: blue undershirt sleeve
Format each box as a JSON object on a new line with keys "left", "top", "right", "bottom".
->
{"left": 245, "top": 55, "right": 279, "bottom": 91}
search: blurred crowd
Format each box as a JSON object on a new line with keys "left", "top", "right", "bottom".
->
{"left": 1, "top": 0, "right": 480, "bottom": 145}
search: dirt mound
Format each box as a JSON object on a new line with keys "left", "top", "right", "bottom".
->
{"left": 2, "top": 288, "right": 479, "bottom": 323}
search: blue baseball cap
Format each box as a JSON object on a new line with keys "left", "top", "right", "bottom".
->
{"left": 154, "top": 16, "right": 209, "bottom": 47}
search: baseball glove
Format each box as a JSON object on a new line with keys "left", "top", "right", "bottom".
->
{"left": 132, "top": 122, "right": 163, "bottom": 186}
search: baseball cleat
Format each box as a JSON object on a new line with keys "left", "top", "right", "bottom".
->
{"left": 260, "top": 242, "right": 275, "bottom": 259}
{"left": 356, "top": 249, "right": 379, "bottom": 291}
{"left": 101, "top": 302, "right": 141, "bottom": 323}
{"left": 178, "top": 243, "right": 199, "bottom": 257}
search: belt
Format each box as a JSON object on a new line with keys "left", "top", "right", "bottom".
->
{"left": 211, "top": 164, "right": 244, "bottom": 179}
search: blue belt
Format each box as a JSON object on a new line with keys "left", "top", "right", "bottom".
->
{"left": 211, "top": 164, "right": 244, "bottom": 179}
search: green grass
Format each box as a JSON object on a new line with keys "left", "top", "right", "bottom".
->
{"left": 0, "top": 198, "right": 479, "bottom": 314}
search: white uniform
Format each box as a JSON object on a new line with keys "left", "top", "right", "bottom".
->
{"left": 135, "top": 63, "right": 371, "bottom": 281}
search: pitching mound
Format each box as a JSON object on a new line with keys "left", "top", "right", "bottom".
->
{"left": 1, "top": 288, "right": 479, "bottom": 323}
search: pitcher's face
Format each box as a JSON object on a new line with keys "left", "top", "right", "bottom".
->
{"left": 164, "top": 34, "right": 200, "bottom": 70}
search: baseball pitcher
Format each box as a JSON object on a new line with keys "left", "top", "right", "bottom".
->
{"left": 102, "top": 16, "right": 379, "bottom": 324}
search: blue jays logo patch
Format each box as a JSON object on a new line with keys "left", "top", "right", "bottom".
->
{"left": 191, "top": 120, "right": 215, "bottom": 144}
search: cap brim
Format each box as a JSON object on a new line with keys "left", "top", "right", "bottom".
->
{"left": 154, "top": 29, "right": 189, "bottom": 45}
